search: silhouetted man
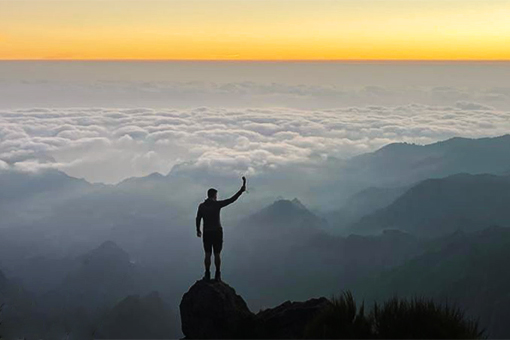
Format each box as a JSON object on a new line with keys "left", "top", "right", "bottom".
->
{"left": 196, "top": 177, "right": 246, "bottom": 282}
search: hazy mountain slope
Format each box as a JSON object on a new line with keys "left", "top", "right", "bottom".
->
{"left": 352, "top": 173, "right": 510, "bottom": 236}
{"left": 0, "top": 135, "right": 508, "bottom": 338}
{"left": 293, "top": 134, "right": 510, "bottom": 210}
{"left": 0, "top": 169, "right": 91, "bottom": 203}
{"left": 45, "top": 241, "right": 140, "bottom": 312}
{"left": 1, "top": 135, "right": 508, "bottom": 260}
{"left": 324, "top": 186, "right": 407, "bottom": 233}
{"left": 355, "top": 226, "right": 510, "bottom": 338}
{"left": 0, "top": 169, "right": 95, "bottom": 228}
{"left": 343, "top": 186, "right": 408, "bottom": 217}
{"left": 238, "top": 198, "right": 327, "bottom": 237}
{"left": 2, "top": 255, "right": 74, "bottom": 294}
{"left": 0, "top": 269, "right": 43, "bottom": 340}
{"left": 0, "top": 242, "right": 182, "bottom": 340}
{"left": 96, "top": 292, "right": 179, "bottom": 339}
{"left": 229, "top": 199, "right": 328, "bottom": 301}
{"left": 345, "top": 134, "right": 510, "bottom": 187}
{"left": 227, "top": 199, "right": 423, "bottom": 310}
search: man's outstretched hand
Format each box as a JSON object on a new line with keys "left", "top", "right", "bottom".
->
{"left": 241, "top": 176, "right": 247, "bottom": 192}
{"left": 197, "top": 230, "right": 202, "bottom": 238}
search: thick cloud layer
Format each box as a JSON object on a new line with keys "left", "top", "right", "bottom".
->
{"left": 1, "top": 103, "right": 509, "bottom": 183}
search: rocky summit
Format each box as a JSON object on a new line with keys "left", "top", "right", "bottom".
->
{"left": 180, "top": 279, "right": 332, "bottom": 339}
{"left": 180, "top": 280, "right": 254, "bottom": 339}
{"left": 255, "top": 298, "right": 332, "bottom": 339}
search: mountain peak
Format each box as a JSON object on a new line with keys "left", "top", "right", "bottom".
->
{"left": 80, "top": 240, "right": 131, "bottom": 267}
{"left": 266, "top": 198, "right": 310, "bottom": 215}
{"left": 373, "top": 141, "right": 421, "bottom": 154}
{"left": 272, "top": 197, "right": 305, "bottom": 206}
{"left": 117, "top": 172, "right": 165, "bottom": 186}
{"left": 291, "top": 198, "right": 307, "bottom": 209}
{"left": 243, "top": 197, "right": 325, "bottom": 233}
{"left": 96, "top": 240, "right": 123, "bottom": 252}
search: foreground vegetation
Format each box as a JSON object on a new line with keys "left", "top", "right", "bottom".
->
{"left": 305, "top": 292, "right": 484, "bottom": 339}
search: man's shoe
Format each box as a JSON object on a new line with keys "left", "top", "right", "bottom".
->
{"left": 214, "top": 271, "right": 222, "bottom": 282}
{"left": 203, "top": 271, "right": 211, "bottom": 281}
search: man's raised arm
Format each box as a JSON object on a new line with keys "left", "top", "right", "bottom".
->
{"left": 218, "top": 177, "right": 246, "bottom": 208}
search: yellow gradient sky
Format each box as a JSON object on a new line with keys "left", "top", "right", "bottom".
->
{"left": 1, "top": 0, "right": 510, "bottom": 60}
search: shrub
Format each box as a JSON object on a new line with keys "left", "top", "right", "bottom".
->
{"left": 305, "top": 292, "right": 372, "bottom": 339}
{"left": 305, "top": 292, "right": 484, "bottom": 339}
{"left": 373, "top": 297, "right": 484, "bottom": 339}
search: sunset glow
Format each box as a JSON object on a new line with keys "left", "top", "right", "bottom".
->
{"left": 2, "top": 0, "right": 510, "bottom": 61}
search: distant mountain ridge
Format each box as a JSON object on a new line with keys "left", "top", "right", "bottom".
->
{"left": 1, "top": 134, "right": 509, "bottom": 217}
{"left": 351, "top": 173, "right": 510, "bottom": 236}
{"left": 0, "top": 168, "right": 91, "bottom": 201}
{"left": 346, "top": 134, "right": 510, "bottom": 186}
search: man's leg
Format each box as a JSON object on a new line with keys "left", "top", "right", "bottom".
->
{"left": 203, "top": 232, "right": 212, "bottom": 280}
{"left": 214, "top": 251, "right": 221, "bottom": 276}
{"left": 204, "top": 252, "right": 212, "bottom": 279}
{"left": 213, "top": 230, "right": 223, "bottom": 281}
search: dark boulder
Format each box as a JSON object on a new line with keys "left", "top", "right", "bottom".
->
{"left": 180, "top": 280, "right": 332, "bottom": 339}
{"left": 180, "top": 280, "right": 255, "bottom": 339}
{"left": 255, "top": 298, "right": 333, "bottom": 339}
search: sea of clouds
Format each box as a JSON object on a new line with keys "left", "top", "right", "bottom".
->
{"left": 1, "top": 102, "right": 509, "bottom": 184}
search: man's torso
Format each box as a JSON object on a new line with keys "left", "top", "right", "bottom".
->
{"left": 199, "top": 199, "right": 223, "bottom": 231}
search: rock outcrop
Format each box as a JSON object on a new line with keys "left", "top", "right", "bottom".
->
{"left": 254, "top": 298, "right": 332, "bottom": 339}
{"left": 180, "top": 280, "right": 255, "bottom": 339}
{"left": 180, "top": 280, "right": 332, "bottom": 339}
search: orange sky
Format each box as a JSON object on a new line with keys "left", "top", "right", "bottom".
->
{"left": 1, "top": 0, "right": 510, "bottom": 60}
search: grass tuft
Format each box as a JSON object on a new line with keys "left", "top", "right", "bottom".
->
{"left": 305, "top": 292, "right": 484, "bottom": 339}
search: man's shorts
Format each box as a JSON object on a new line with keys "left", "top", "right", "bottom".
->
{"left": 203, "top": 229, "right": 223, "bottom": 253}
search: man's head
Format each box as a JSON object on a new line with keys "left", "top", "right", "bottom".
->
{"left": 207, "top": 188, "right": 218, "bottom": 200}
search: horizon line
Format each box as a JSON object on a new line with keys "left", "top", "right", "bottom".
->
{"left": 1, "top": 59, "right": 510, "bottom": 63}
